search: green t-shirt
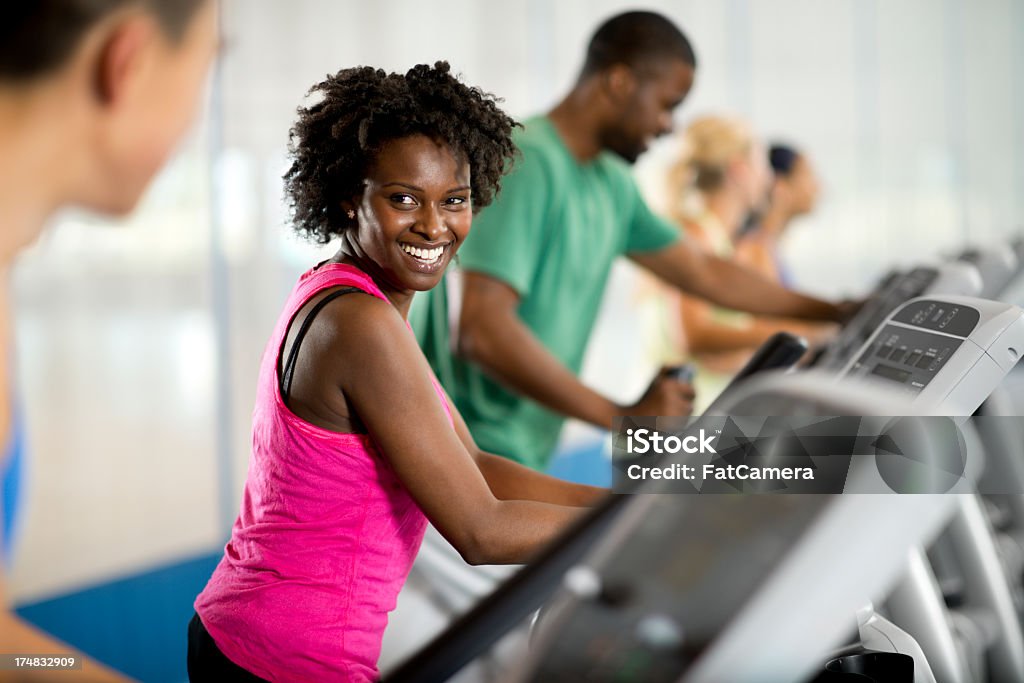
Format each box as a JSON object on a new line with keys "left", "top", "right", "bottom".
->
{"left": 411, "top": 115, "right": 680, "bottom": 469}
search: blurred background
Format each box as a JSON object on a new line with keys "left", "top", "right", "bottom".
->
{"left": 7, "top": 0, "right": 1023, "bottom": 680}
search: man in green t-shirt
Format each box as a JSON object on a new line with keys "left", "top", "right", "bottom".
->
{"left": 413, "top": 11, "right": 845, "bottom": 470}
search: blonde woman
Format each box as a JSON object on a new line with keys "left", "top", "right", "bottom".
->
{"left": 667, "top": 116, "right": 833, "bottom": 409}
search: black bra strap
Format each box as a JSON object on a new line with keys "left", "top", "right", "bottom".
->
{"left": 280, "top": 287, "right": 362, "bottom": 403}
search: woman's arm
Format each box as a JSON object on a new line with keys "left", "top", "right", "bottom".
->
{"left": 438, "top": 386, "right": 606, "bottom": 507}
{"left": 679, "top": 292, "right": 783, "bottom": 356}
{"left": 731, "top": 237, "right": 839, "bottom": 343}
{"left": 303, "top": 295, "right": 590, "bottom": 566}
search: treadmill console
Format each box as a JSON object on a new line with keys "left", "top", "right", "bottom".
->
{"left": 843, "top": 300, "right": 976, "bottom": 397}
{"left": 814, "top": 267, "right": 938, "bottom": 370}
{"left": 840, "top": 297, "right": 1024, "bottom": 414}
{"left": 816, "top": 263, "right": 983, "bottom": 371}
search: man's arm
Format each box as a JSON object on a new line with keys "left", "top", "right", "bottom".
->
{"left": 631, "top": 239, "right": 846, "bottom": 322}
{"left": 457, "top": 272, "right": 694, "bottom": 430}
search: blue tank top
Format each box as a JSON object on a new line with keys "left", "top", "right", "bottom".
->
{"left": 2, "top": 400, "right": 26, "bottom": 565}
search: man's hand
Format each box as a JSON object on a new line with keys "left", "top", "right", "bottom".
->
{"left": 619, "top": 366, "right": 696, "bottom": 417}
{"left": 835, "top": 298, "right": 867, "bottom": 323}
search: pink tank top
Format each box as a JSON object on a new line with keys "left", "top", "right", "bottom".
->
{"left": 195, "top": 263, "right": 449, "bottom": 682}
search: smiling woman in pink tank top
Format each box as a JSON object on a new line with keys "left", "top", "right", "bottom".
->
{"left": 188, "top": 62, "right": 606, "bottom": 682}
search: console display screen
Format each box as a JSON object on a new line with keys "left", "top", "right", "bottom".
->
{"left": 870, "top": 364, "right": 913, "bottom": 384}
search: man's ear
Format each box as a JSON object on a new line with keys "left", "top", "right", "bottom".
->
{"left": 93, "top": 15, "right": 157, "bottom": 105}
{"left": 602, "top": 63, "right": 638, "bottom": 103}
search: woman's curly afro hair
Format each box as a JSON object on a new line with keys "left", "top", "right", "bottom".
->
{"left": 283, "top": 61, "right": 519, "bottom": 245}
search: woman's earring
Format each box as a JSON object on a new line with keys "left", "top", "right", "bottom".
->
{"left": 346, "top": 209, "right": 356, "bottom": 220}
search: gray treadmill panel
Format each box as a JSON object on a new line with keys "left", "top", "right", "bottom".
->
{"left": 525, "top": 496, "right": 831, "bottom": 681}
{"left": 846, "top": 325, "right": 965, "bottom": 396}
{"left": 889, "top": 299, "right": 980, "bottom": 336}
{"left": 843, "top": 300, "right": 982, "bottom": 396}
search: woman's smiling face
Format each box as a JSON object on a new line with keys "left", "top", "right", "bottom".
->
{"left": 344, "top": 135, "right": 472, "bottom": 301}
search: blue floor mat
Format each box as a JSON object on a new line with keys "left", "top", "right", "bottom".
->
{"left": 15, "top": 551, "right": 222, "bottom": 683}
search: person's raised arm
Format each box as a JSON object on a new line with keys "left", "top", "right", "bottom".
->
{"left": 631, "top": 239, "right": 846, "bottom": 322}
{"left": 457, "top": 271, "right": 693, "bottom": 430}
{"left": 679, "top": 291, "right": 837, "bottom": 356}
{"left": 679, "top": 291, "right": 781, "bottom": 356}
{"left": 335, "top": 295, "right": 590, "bottom": 565}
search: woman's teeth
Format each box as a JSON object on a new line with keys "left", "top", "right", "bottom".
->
{"left": 401, "top": 244, "right": 444, "bottom": 264}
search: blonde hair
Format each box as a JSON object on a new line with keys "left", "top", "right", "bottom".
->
{"left": 669, "top": 115, "right": 754, "bottom": 222}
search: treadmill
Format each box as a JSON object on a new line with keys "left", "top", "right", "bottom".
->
{"left": 836, "top": 295, "right": 1024, "bottom": 683}
{"left": 385, "top": 296, "right": 1024, "bottom": 682}
{"left": 487, "top": 375, "right": 960, "bottom": 683}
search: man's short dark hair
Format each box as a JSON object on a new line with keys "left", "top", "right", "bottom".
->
{"left": 581, "top": 10, "right": 697, "bottom": 77}
{"left": 0, "top": 0, "right": 207, "bottom": 83}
